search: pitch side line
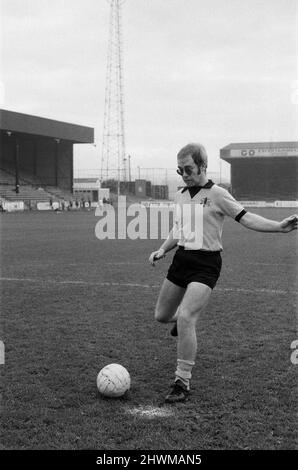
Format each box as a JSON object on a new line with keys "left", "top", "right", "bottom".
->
{"left": 0, "top": 277, "right": 297, "bottom": 295}
{"left": 0, "top": 278, "right": 151, "bottom": 289}
{"left": 247, "top": 262, "right": 297, "bottom": 266}
{"left": 216, "top": 287, "right": 298, "bottom": 295}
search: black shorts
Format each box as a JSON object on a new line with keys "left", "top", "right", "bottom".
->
{"left": 166, "top": 246, "right": 222, "bottom": 290}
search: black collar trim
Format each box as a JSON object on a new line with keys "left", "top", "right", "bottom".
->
{"left": 181, "top": 180, "right": 214, "bottom": 197}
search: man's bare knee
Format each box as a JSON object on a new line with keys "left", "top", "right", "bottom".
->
{"left": 178, "top": 308, "right": 197, "bottom": 327}
{"left": 154, "top": 306, "right": 170, "bottom": 323}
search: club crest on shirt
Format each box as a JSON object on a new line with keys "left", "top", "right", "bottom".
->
{"left": 200, "top": 197, "right": 212, "bottom": 207}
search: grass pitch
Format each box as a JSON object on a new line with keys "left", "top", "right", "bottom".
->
{"left": 0, "top": 208, "right": 297, "bottom": 449}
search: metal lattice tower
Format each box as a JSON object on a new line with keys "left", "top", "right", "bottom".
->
{"left": 101, "top": 0, "right": 126, "bottom": 195}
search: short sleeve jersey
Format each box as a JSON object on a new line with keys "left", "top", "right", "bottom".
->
{"left": 173, "top": 180, "right": 245, "bottom": 251}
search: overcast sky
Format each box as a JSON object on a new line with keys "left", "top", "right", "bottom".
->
{"left": 1, "top": 0, "right": 297, "bottom": 179}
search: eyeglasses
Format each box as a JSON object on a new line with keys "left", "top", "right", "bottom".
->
{"left": 176, "top": 166, "right": 196, "bottom": 176}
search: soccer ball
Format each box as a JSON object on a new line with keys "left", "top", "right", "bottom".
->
{"left": 96, "top": 363, "right": 131, "bottom": 398}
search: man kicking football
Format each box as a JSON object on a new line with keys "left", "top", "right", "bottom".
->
{"left": 149, "top": 142, "right": 298, "bottom": 404}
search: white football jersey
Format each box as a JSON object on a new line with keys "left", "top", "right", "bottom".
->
{"left": 173, "top": 180, "right": 245, "bottom": 251}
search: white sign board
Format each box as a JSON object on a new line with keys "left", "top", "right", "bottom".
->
{"left": 2, "top": 201, "right": 24, "bottom": 212}
{"left": 37, "top": 202, "right": 51, "bottom": 211}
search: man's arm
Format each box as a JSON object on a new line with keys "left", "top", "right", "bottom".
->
{"left": 160, "top": 227, "right": 178, "bottom": 252}
{"left": 149, "top": 227, "right": 179, "bottom": 266}
{"left": 239, "top": 212, "right": 298, "bottom": 233}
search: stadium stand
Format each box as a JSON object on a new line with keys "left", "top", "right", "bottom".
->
{"left": 0, "top": 168, "right": 15, "bottom": 185}
{"left": 220, "top": 142, "right": 298, "bottom": 201}
{"left": 0, "top": 109, "right": 94, "bottom": 208}
{"left": 0, "top": 185, "right": 52, "bottom": 203}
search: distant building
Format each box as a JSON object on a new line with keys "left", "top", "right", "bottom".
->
{"left": 133, "top": 180, "right": 169, "bottom": 200}
{"left": 220, "top": 142, "right": 298, "bottom": 200}
{"left": 73, "top": 178, "right": 109, "bottom": 203}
